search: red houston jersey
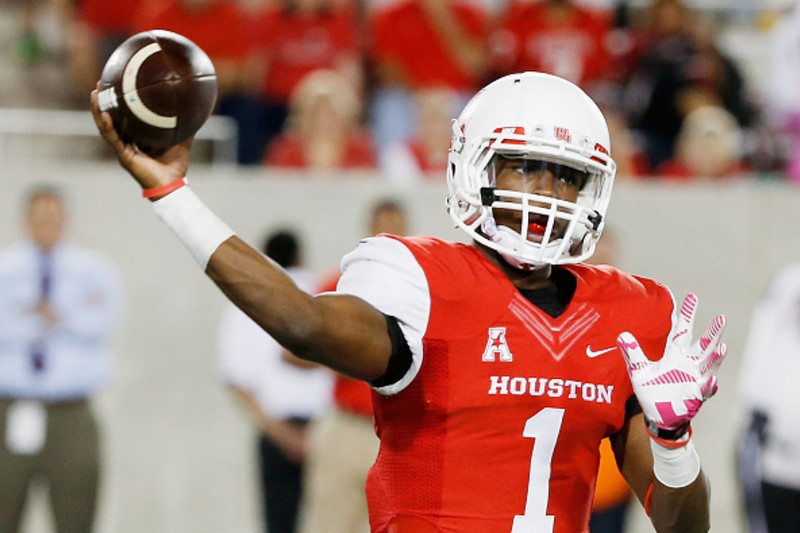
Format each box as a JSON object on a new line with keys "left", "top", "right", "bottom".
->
{"left": 337, "top": 236, "right": 675, "bottom": 533}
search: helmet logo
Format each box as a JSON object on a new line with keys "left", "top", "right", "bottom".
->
{"left": 554, "top": 127, "right": 572, "bottom": 143}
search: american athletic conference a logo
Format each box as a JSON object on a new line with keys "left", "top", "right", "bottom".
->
{"left": 482, "top": 327, "right": 513, "bottom": 362}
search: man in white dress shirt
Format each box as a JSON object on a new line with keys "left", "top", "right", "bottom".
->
{"left": 0, "top": 185, "right": 123, "bottom": 533}
{"left": 218, "top": 229, "right": 332, "bottom": 533}
{"left": 738, "top": 263, "right": 800, "bottom": 533}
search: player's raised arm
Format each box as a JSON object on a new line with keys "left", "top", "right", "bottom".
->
{"left": 90, "top": 90, "right": 393, "bottom": 382}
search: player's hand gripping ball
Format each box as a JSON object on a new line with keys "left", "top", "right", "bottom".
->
{"left": 97, "top": 30, "right": 218, "bottom": 156}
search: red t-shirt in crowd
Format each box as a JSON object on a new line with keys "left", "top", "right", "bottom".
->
{"left": 253, "top": 6, "right": 359, "bottom": 103}
{"left": 132, "top": 0, "right": 254, "bottom": 62}
{"left": 494, "top": 1, "right": 612, "bottom": 87}
{"left": 80, "top": 0, "right": 146, "bottom": 33}
{"left": 370, "top": 0, "right": 487, "bottom": 91}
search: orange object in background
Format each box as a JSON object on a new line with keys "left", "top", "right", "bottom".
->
{"left": 593, "top": 438, "right": 632, "bottom": 511}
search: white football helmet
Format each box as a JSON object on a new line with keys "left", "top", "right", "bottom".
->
{"left": 446, "top": 72, "right": 616, "bottom": 269}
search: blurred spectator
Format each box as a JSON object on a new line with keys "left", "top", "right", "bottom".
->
{"left": 242, "top": 0, "right": 362, "bottom": 165}
{"left": 737, "top": 264, "right": 800, "bottom": 533}
{"left": 685, "top": 16, "right": 755, "bottom": 128}
{"left": 299, "top": 199, "right": 407, "bottom": 533}
{"left": 604, "top": 107, "right": 649, "bottom": 179}
{"left": 263, "top": 69, "right": 376, "bottom": 171}
{"left": 379, "top": 87, "right": 460, "bottom": 183}
{"left": 15, "top": 0, "right": 74, "bottom": 65}
{"left": 67, "top": 0, "right": 145, "bottom": 97}
{"left": 17, "top": 0, "right": 45, "bottom": 64}
{"left": 367, "top": 0, "right": 488, "bottom": 149}
{"left": 16, "top": 0, "right": 46, "bottom": 64}
{"left": 131, "top": 0, "right": 256, "bottom": 163}
{"left": 655, "top": 105, "right": 745, "bottom": 179}
{"left": 764, "top": 4, "right": 800, "bottom": 182}
{"left": 619, "top": 0, "right": 695, "bottom": 160}
{"left": 0, "top": 185, "right": 123, "bottom": 533}
{"left": 490, "top": 0, "right": 614, "bottom": 91}
{"left": 218, "top": 229, "right": 333, "bottom": 533}
{"left": 621, "top": 0, "right": 754, "bottom": 170}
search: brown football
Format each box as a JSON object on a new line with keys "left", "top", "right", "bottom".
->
{"left": 98, "top": 30, "right": 218, "bottom": 155}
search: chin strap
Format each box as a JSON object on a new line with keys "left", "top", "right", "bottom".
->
{"left": 480, "top": 218, "right": 565, "bottom": 270}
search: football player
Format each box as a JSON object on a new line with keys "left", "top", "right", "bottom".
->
{"left": 91, "top": 72, "right": 727, "bottom": 533}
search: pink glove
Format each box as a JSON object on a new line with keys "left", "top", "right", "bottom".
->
{"left": 617, "top": 294, "right": 727, "bottom": 444}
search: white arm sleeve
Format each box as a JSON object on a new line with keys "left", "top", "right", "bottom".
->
{"left": 152, "top": 186, "right": 235, "bottom": 270}
{"left": 337, "top": 237, "right": 430, "bottom": 395}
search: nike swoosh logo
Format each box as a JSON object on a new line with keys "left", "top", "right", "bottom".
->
{"left": 586, "top": 346, "right": 617, "bottom": 358}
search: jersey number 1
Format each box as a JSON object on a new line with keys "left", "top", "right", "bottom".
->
{"left": 511, "top": 408, "right": 565, "bottom": 533}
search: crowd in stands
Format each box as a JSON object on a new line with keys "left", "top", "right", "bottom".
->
{"left": 10, "top": 0, "right": 799, "bottom": 181}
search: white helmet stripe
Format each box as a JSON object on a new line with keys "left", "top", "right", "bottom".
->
{"left": 122, "top": 42, "right": 178, "bottom": 129}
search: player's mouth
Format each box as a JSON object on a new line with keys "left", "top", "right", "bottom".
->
{"left": 493, "top": 209, "right": 563, "bottom": 243}
{"left": 528, "top": 221, "right": 547, "bottom": 236}
{"left": 525, "top": 215, "right": 557, "bottom": 242}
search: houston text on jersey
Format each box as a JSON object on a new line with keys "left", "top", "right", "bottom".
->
{"left": 488, "top": 375, "right": 614, "bottom": 403}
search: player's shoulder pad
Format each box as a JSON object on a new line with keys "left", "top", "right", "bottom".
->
{"left": 572, "top": 263, "right": 672, "bottom": 304}
{"left": 338, "top": 235, "right": 430, "bottom": 320}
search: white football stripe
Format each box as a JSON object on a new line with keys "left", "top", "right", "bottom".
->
{"left": 122, "top": 42, "right": 177, "bottom": 129}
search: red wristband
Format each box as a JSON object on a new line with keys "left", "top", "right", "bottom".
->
{"left": 648, "top": 426, "right": 693, "bottom": 449}
{"left": 142, "top": 177, "right": 187, "bottom": 199}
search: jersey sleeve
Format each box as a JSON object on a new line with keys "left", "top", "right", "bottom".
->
{"left": 337, "top": 236, "right": 430, "bottom": 395}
